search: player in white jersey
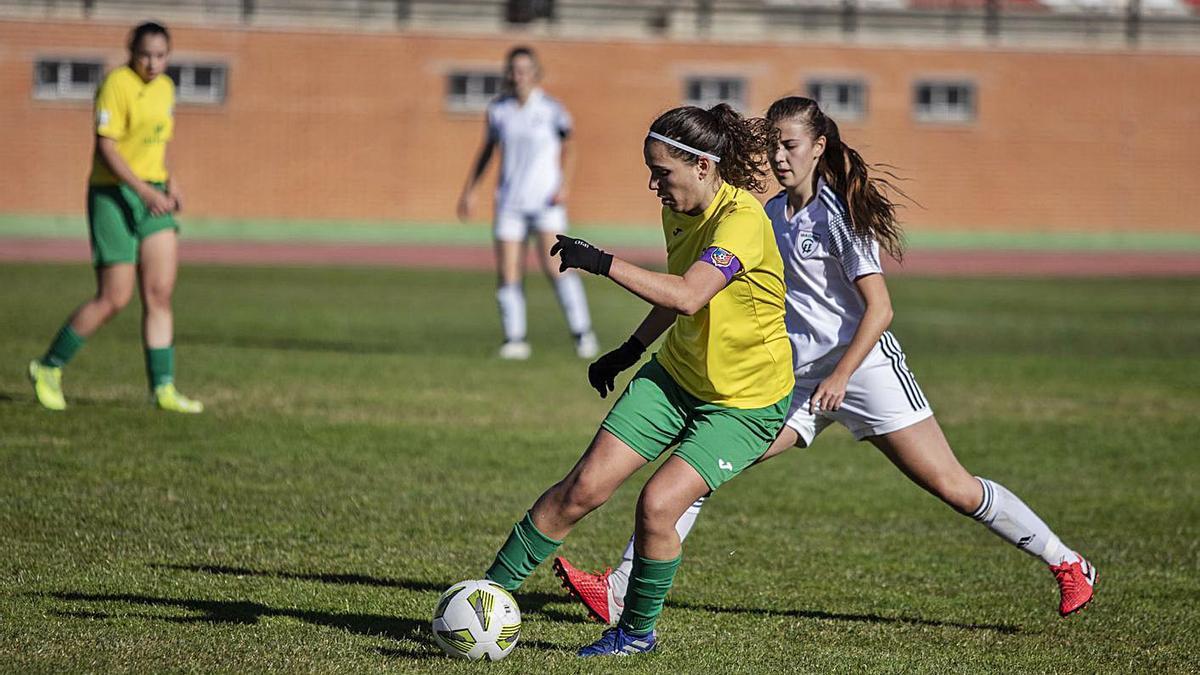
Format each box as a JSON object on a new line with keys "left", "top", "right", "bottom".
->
{"left": 554, "top": 95, "right": 1096, "bottom": 622}
{"left": 457, "top": 46, "right": 598, "bottom": 360}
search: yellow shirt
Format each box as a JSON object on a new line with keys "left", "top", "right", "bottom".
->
{"left": 89, "top": 66, "right": 174, "bottom": 186}
{"left": 656, "top": 182, "right": 794, "bottom": 409}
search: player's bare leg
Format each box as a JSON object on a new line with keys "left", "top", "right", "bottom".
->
{"left": 139, "top": 230, "right": 201, "bottom": 413}
{"left": 485, "top": 429, "right": 646, "bottom": 591}
{"left": 870, "top": 416, "right": 1095, "bottom": 616}
{"left": 557, "top": 424, "right": 803, "bottom": 624}
{"left": 29, "top": 264, "right": 135, "bottom": 410}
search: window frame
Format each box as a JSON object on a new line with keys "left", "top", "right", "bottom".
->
{"left": 682, "top": 75, "right": 747, "bottom": 112}
{"left": 33, "top": 57, "right": 104, "bottom": 101}
{"left": 166, "top": 62, "right": 229, "bottom": 106}
{"left": 445, "top": 70, "right": 505, "bottom": 113}
{"left": 913, "top": 79, "right": 977, "bottom": 124}
{"left": 806, "top": 77, "right": 868, "bottom": 121}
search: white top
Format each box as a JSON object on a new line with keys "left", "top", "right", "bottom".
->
{"left": 765, "top": 179, "right": 884, "bottom": 377}
{"left": 486, "top": 88, "right": 572, "bottom": 213}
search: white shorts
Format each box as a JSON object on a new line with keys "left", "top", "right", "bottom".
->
{"left": 786, "top": 333, "right": 933, "bottom": 446}
{"left": 494, "top": 205, "right": 568, "bottom": 243}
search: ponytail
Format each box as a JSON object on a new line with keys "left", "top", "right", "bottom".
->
{"left": 767, "top": 96, "right": 910, "bottom": 260}
{"left": 648, "top": 104, "right": 772, "bottom": 193}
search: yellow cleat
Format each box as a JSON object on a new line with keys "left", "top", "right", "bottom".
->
{"left": 153, "top": 383, "right": 204, "bottom": 414}
{"left": 28, "top": 360, "right": 67, "bottom": 411}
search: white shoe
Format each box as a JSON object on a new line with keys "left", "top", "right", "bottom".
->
{"left": 575, "top": 332, "right": 600, "bottom": 359}
{"left": 498, "top": 341, "right": 532, "bottom": 360}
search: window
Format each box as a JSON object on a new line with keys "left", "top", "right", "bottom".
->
{"left": 446, "top": 71, "right": 504, "bottom": 112}
{"left": 807, "top": 78, "right": 867, "bottom": 121}
{"left": 34, "top": 58, "right": 103, "bottom": 100}
{"left": 684, "top": 76, "right": 745, "bottom": 111}
{"left": 167, "top": 63, "right": 227, "bottom": 105}
{"left": 506, "top": 0, "right": 554, "bottom": 23}
{"left": 913, "top": 80, "right": 976, "bottom": 123}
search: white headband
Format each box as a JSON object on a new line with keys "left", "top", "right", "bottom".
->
{"left": 647, "top": 131, "right": 721, "bottom": 163}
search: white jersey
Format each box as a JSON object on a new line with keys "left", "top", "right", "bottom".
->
{"left": 765, "top": 179, "right": 884, "bottom": 378}
{"left": 486, "top": 88, "right": 572, "bottom": 214}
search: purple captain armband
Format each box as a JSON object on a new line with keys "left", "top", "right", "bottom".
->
{"left": 698, "top": 246, "right": 742, "bottom": 285}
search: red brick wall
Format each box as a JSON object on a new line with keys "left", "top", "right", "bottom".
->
{"left": 2, "top": 19, "right": 1198, "bottom": 231}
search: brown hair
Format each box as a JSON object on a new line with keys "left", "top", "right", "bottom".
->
{"left": 648, "top": 104, "right": 773, "bottom": 194}
{"left": 503, "top": 45, "right": 539, "bottom": 94}
{"left": 767, "top": 96, "right": 909, "bottom": 260}
{"left": 128, "top": 21, "right": 170, "bottom": 54}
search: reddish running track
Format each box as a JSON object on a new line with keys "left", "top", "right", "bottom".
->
{"left": 3, "top": 238, "right": 1200, "bottom": 277}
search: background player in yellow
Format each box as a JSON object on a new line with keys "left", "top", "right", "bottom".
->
{"left": 28, "top": 21, "right": 202, "bottom": 413}
{"left": 481, "top": 104, "right": 793, "bottom": 657}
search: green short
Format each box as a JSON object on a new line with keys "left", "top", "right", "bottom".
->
{"left": 87, "top": 182, "right": 178, "bottom": 266}
{"left": 601, "top": 356, "right": 791, "bottom": 491}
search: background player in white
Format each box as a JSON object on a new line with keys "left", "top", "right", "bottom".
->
{"left": 554, "top": 95, "right": 1096, "bottom": 622}
{"left": 457, "top": 46, "right": 598, "bottom": 360}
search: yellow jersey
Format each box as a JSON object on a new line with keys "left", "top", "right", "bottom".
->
{"left": 656, "top": 182, "right": 794, "bottom": 409}
{"left": 90, "top": 66, "right": 174, "bottom": 186}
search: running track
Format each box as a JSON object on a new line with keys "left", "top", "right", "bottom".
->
{"left": 3, "top": 238, "right": 1200, "bottom": 277}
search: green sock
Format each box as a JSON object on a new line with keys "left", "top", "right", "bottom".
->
{"left": 144, "top": 346, "right": 175, "bottom": 389}
{"left": 41, "top": 323, "right": 85, "bottom": 368}
{"left": 484, "top": 512, "right": 563, "bottom": 591}
{"left": 618, "top": 553, "right": 682, "bottom": 636}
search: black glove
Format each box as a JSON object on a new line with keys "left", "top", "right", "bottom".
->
{"left": 551, "top": 234, "right": 613, "bottom": 276}
{"left": 587, "top": 336, "right": 645, "bottom": 398}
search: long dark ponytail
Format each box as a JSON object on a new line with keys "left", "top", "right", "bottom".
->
{"left": 648, "top": 104, "right": 772, "bottom": 194}
{"left": 766, "top": 96, "right": 909, "bottom": 260}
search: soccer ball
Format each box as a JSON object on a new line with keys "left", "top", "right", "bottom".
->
{"left": 431, "top": 579, "right": 522, "bottom": 661}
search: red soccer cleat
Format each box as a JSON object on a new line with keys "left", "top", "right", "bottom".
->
{"left": 1050, "top": 556, "right": 1097, "bottom": 616}
{"left": 553, "top": 556, "right": 621, "bottom": 625}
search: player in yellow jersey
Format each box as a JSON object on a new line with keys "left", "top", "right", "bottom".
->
{"left": 480, "top": 104, "right": 793, "bottom": 657}
{"left": 28, "top": 22, "right": 202, "bottom": 413}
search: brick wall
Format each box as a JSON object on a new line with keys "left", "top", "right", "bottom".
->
{"left": 2, "top": 18, "right": 1198, "bottom": 231}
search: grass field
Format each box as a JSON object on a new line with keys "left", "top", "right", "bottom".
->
{"left": 2, "top": 262, "right": 1198, "bottom": 673}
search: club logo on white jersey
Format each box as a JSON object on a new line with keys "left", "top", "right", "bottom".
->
{"left": 798, "top": 231, "right": 818, "bottom": 259}
{"left": 718, "top": 459, "right": 733, "bottom": 472}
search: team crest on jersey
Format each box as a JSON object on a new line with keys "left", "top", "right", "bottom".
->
{"left": 97, "top": 109, "right": 111, "bottom": 128}
{"left": 710, "top": 248, "right": 734, "bottom": 267}
{"left": 799, "top": 231, "right": 819, "bottom": 259}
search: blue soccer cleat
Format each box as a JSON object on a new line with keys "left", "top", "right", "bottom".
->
{"left": 577, "top": 626, "right": 657, "bottom": 658}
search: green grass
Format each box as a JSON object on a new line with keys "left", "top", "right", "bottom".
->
{"left": 1, "top": 263, "right": 1198, "bottom": 673}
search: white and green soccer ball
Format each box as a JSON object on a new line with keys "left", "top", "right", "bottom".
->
{"left": 431, "top": 579, "right": 521, "bottom": 661}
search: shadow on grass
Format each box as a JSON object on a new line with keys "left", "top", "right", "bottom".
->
{"left": 178, "top": 333, "right": 436, "bottom": 357}
{"left": 48, "top": 592, "right": 561, "bottom": 658}
{"left": 151, "top": 562, "right": 587, "bottom": 624}
{"left": 152, "top": 562, "right": 1019, "bottom": 635}
{"left": 671, "top": 601, "right": 1021, "bottom": 634}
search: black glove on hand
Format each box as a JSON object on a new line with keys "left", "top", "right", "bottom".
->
{"left": 587, "top": 336, "right": 646, "bottom": 398}
{"left": 551, "top": 234, "right": 614, "bottom": 276}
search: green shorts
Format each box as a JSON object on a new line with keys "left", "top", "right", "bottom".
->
{"left": 87, "top": 183, "right": 178, "bottom": 266}
{"left": 601, "top": 356, "right": 791, "bottom": 491}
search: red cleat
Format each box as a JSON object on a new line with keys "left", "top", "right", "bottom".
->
{"left": 553, "top": 556, "right": 621, "bottom": 625}
{"left": 1050, "top": 556, "right": 1097, "bottom": 616}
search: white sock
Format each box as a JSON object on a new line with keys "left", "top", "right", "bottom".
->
{"left": 609, "top": 495, "right": 708, "bottom": 601}
{"left": 553, "top": 272, "right": 592, "bottom": 337}
{"left": 496, "top": 283, "right": 526, "bottom": 343}
{"left": 972, "top": 477, "right": 1076, "bottom": 565}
